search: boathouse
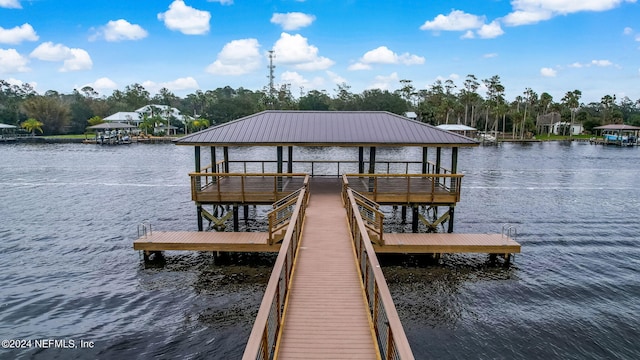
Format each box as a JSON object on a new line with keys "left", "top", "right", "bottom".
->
{"left": 174, "top": 110, "right": 478, "bottom": 233}
{"left": 136, "top": 110, "right": 520, "bottom": 359}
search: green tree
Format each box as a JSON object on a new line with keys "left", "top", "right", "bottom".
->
{"left": 299, "top": 90, "right": 331, "bottom": 110}
{"left": 21, "top": 118, "right": 43, "bottom": 135}
{"left": 561, "top": 90, "right": 581, "bottom": 137}
{"left": 21, "top": 94, "right": 70, "bottom": 134}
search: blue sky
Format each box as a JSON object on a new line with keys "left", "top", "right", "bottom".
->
{"left": 0, "top": 0, "right": 638, "bottom": 103}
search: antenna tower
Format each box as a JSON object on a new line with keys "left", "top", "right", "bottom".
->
{"left": 268, "top": 50, "right": 276, "bottom": 98}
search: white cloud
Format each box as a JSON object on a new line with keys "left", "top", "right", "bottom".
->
{"left": 477, "top": 21, "right": 504, "bottom": 38}
{"left": 461, "top": 30, "right": 475, "bottom": 39}
{"left": 280, "top": 71, "right": 324, "bottom": 90}
{"left": 347, "top": 62, "right": 372, "bottom": 71}
{"left": 420, "top": 10, "right": 485, "bottom": 31}
{"left": 207, "top": 0, "right": 233, "bottom": 4}
{"left": 0, "top": 0, "right": 21, "bottom": 9}
{"left": 206, "top": 38, "right": 261, "bottom": 75}
{"left": 30, "top": 42, "right": 92, "bottom": 72}
{"left": 94, "top": 19, "right": 148, "bottom": 42}
{"left": 483, "top": 53, "right": 499, "bottom": 58}
{"left": 272, "top": 32, "right": 334, "bottom": 71}
{"left": 0, "top": 49, "right": 29, "bottom": 73}
{"left": 368, "top": 72, "right": 399, "bottom": 90}
{"left": 540, "top": 67, "right": 557, "bottom": 77}
{"left": 158, "top": 0, "right": 210, "bottom": 35}
{"left": 503, "top": 0, "right": 637, "bottom": 26}
{"left": 0, "top": 24, "right": 38, "bottom": 45}
{"left": 591, "top": 59, "right": 613, "bottom": 67}
{"left": 350, "top": 46, "right": 425, "bottom": 70}
{"left": 82, "top": 77, "right": 118, "bottom": 95}
{"left": 271, "top": 12, "right": 316, "bottom": 31}
{"left": 623, "top": 27, "right": 633, "bottom": 35}
{"left": 326, "top": 70, "right": 346, "bottom": 84}
{"left": 143, "top": 77, "right": 199, "bottom": 94}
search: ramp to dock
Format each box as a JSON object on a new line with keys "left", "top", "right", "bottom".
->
{"left": 275, "top": 179, "right": 378, "bottom": 359}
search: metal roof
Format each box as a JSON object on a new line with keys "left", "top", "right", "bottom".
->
{"left": 436, "top": 124, "right": 477, "bottom": 131}
{"left": 176, "top": 111, "right": 478, "bottom": 147}
{"left": 593, "top": 124, "right": 640, "bottom": 131}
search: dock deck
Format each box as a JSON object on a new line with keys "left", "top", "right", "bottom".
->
{"left": 133, "top": 231, "right": 278, "bottom": 252}
{"left": 375, "top": 233, "right": 521, "bottom": 254}
{"left": 275, "top": 178, "right": 377, "bottom": 358}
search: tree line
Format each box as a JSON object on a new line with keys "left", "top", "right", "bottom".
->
{"left": 1, "top": 76, "right": 639, "bottom": 137}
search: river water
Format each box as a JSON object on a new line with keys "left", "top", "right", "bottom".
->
{"left": 0, "top": 142, "right": 638, "bottom": 359}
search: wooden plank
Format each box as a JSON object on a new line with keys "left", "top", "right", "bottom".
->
{"left": 133, "top": 231, "right": 280, "bottom": 252}
{"left": 375, "top": 233, "right": 521, "bottom": 254}
{"left": 276, "top": 179, "right": 378, "bottom": 359}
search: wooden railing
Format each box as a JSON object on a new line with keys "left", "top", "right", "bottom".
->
{"left": 344, "top": 173, "right": 463, "bottom": 204}
{"left": 267, "top": 177, "right": 310, "bottom": 245}
{"left": 208, "top": 159, "right": 451, "bottom": 177}
{"left": 343, "top": 187, "right": 414, "bottom": 360}
{"left": 242, "top": 183, "right": 309, "bottom": 360}
{"left": 189, "top": 172, "right": 308, "bottom": 203}
{"left": 342, "top": 176, "right": 384, "bottom": 245}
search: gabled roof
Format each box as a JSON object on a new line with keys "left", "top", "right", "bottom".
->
{"left": 104, "top": 112, "right": 141, "bottom": 123}
{"left": 594, "top": 124, "right": 640, "bottom": 131}
{"left": 176, "top": 111, "right": 478, "bottom": 147}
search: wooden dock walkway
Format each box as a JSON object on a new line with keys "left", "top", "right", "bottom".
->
{"left": 275, "top": 179, "right": 378, "bottom": 359}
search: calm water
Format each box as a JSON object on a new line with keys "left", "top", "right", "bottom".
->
{"left": 0, "top": 142, "right": 639, "bottom": 359}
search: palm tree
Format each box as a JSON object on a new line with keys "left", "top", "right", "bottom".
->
{"left": 21, "top": 118, "right": 43, "bottom": 135}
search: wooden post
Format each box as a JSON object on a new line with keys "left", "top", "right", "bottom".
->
{"left": 223, "top": 146, "right": 229, "bottom": 173}
{"left": 287, "top": 146, "right": 293, "bottom": 173}
{"left": 243, "top": 205, "right": 249, "bottom": 221}
{"left": 412, "top": 205, "right": 419, "bottom": 233}
{"left": 233, "top": 205, "right": 239, "bottom": 232}
{"left": 368, "top": 147, "right": 376, "bottom": 192}
{"left": 401, "top": 206, "right": 407, "bottom": 224}
{"left": 435, "top": 147, "right": 441, "bottom": 174}
{"left": 448, "top": 147, "right": 458, "bottom": 233}
{"left": 358, "top": 147, "right": 364, "bottom": 174}
{"left": 195, "top": 146, "right": 201, "bottom": 172}
{"left": 277, "top": 146, "right": 283, "bottom": 191}
{"left": 368, "top": 146, "right": 376, "bottom": 174}
{"left": 422, "top": 147, "right": 428, "bottom": 174}
{"left": 197, "top": 204, "right": 203, "bottom": 231}
{"left": 210, "top": 146, "right": 216, "bottom": 172}
{"left": 447, "top": 206, "right": 455, "bottom": 233}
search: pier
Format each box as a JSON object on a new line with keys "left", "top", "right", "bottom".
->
{"left": 134, "top": 111, "right": 522, "bottom": 358}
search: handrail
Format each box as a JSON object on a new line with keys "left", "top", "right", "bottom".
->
{"left": 243, "top": 182, "right": 309, "bottom": 360}
{"left": 343, "top": 187, "right": 414, "bottom": 360}
{"left": 348, "top": 186, "right": 384, "bottom": 245}
{"left": 188, "top": 172, "right": 309, "bottom": 203}
{"left": 213, "top": 159, "right": 451, "bottom": 177}
{"left": 137, "top": 220, "right": 152, "bottom": 238}
{"left": 344, "top": 173, "right": 463, "bottom": 203}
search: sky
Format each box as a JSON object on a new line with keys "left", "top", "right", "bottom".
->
{"left": 0, "top": 0, "right": 639, "bottom": 103}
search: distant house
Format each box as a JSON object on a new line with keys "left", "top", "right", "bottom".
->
{"left": 552, "top": 122, "right": 583, "bottom": 136}
{"left": 436, "top": 124, "right": 477, "bottom": 138}
{"left": 103, "top": 105, "right": 192, "bottom": 135}
{"left": 404, "top": 112, "right": 417, "bottom": 120}
{"left": 536, "top": 112, "right": 561, "bottom": 134}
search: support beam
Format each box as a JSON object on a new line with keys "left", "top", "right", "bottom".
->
{"left": 243, "top": 205, "right": 249, "bottom": 221}
{"left": 233, "top": 205, "right": 239, "bottom": 232}
{"left": 277, "top": 146, "right": 283, "bottom": 191}
{"left": 194, "top": 146, "right": 201, "bottom": 172}
{"left": 422, "top": 147, "right": 428, "bottom": 174}
{"left": 435, "top": 147, "right": 442, "bottom": 174}
{"left": 412, "top": 205, "right": 419, "bottom": 233}
{"left": 447, "top": 206, "right": 455, "bottom": 233}
{"left": 368, "top": 146, "right": 376, "bottom": 174}
{"left": 358, "top": 147, "right": 364, "bottom": 174}
{"left": 287, "top": 146, "right": 293, "bottom": 173}
{"left": 210, "top": 146, "right": 217, "bottom": 172}
{"left": 197, "top": 204, "right": 203, "bottom": 231}
{"left": 223, "top": 147, "right": 229, "bottom": 173}
{"left": 451, "top": 147, "right": 458, "bottom": 174}
{"left": 401, "top": 206, "right": 407, "bottom": 224}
